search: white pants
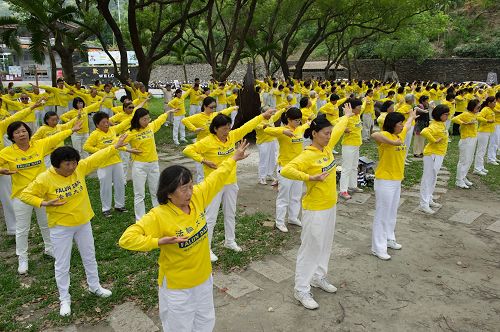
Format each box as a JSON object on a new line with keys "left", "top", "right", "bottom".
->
{"left": 120, "top": 150, "right": 130, "bottom": 182}
{"left": 295, "top": 206, "right": 337, "bottom": 293}
{"left": 371, "top": 179, "right": 401, "bottom": 255}
{"left": 216, "top": 104, "right": 227, "bottom": 112}
{"left": 230, "top": 110, "right": 237, "bottom": 127}
{"left": 195, "top": 162, "right": 204, "bottom": 184}
{"left": 276, "top": 166, "right": 302, "bottom": 226}
{"left": 362, "top": 113, "right": 374, "bottom": 141}
{"left": 132, "top": 161, "right": 160, "bottom": 220}
{"left": 258, "top": 141, "right": 277, "bottom": 181}
{"left": 173, "top": 115, "right": 186, "bottom": 144}
{"left": 456, "top": 137, "right": 477, "bottom": 182}
{"left": 44, "top": 155, "right": 52, "bottom": 168}
{"left": 71, "top": 133, "right": 89, "bottom": 158}
{"left": 487, "top": 125, "right": 500, "bottom": 162}
{"left": 50, "top": 222, "right": 101, "bottom": 302}
{"left": 339, "top": 145, "right": 359, "bottom": 192}
{"left": 420, "top": 155, "right": 444, "bottom": 208}
{"left": 97, "top": 163, "right": 125, "bottom": 212}
{"left": 190, "top": 104, "right": 200, "bottom": 116}
{"left": 445, "top": 119, "right": 452, "bottom": 131}
{"left": 13, "top": 198, "right": 52, "bottom": 259}
{"left": 88, "top": 114, "right": 96, "bottom": 132}
{"left": 474, "top": 132, "right": 491, "bottom": 171}
{"left": 206, "top": 184, "right": 238, "bottom": 247}
{"left": 159, "top": 276, "right": 215, "bottom": 332}
{"left": 413, "top": 134, "right": 425, "bottom": 155}
{"left": 0, "top": 175, "right": 16, "bottom": 234}
{"left": 404, "top": 125, "right": 415, "bottom": 160}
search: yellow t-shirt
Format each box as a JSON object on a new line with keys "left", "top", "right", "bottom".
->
{"left": 125, "top": 113, "right": 168, "bottom": 162}
{"left": 361, "top": 96, "right": 375, "bottom": 119}
{"left": 451, "top": 111, "right": 477, "bottom": 139}
{"left": 31, "top": 120, "right": 76, "bottom": 152}
{"left": 341, "top": 114, "right": 362, "bottom": 146}
{"left": 19, "top": 146, "right": 119, "bottom": 227}
{"left": 60, "top": 102, "right": 102, "bottom": 134}
{"left": 441, "top": 100, "right": 456, "bottom": 116}
{"left": 374, "top": 127, "right": 408, "bottom": 181}
{"left": 0, "top": 129, "right": 73, "bottom": 198}
{"left": 183, "top": 115, "right": 264, "bottom": 184}
{"left": 494, "top": 104, "right": 500, "bottom": 126}
{"left": 168, "top": 95, "right": 188, "bottom": 116}
{"left": 319, "top": 101, "right": 340, "bottom": 124}
{"left": 397, "top": 103, "right": 415, "bottom": 126}
{"left": 98, "top": 91, "right": 115, "bottom": 109}
{"left": 377, "top": 112, "right": 388, "bottom": 129}
{"left": 182, "top": 107, "right": 236, "bottom": 141}
{"left": 420, "top": 121, "right": 448, "bottom": 156}
{"left": 264, "top": 123, "right": 310, "bottom": 167}
{"left": 477, "top": 107, "right": 495, "bottom": 133}
{"left": 118, "top": 158, "right": 237, "bottom": 289}
{"left": 281, "top": 116, "right": 349, "bottom": 210}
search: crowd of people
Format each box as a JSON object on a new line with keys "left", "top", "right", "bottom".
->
{"left": 0, "top": 76, "right": 499, "bottom": 331}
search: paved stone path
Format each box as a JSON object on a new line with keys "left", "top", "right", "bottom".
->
{"left": 39, "top": 160, "right": 500, "bottom": 331}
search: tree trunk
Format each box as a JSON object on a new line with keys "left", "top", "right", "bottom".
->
{"left": 136, "top": 60, "right": 152, "bottom": 88}
{"left": 292, "top": 64, "right": 303, "bottom": 79}
{"left": 182, "top": 62, "right": 188, "bottom": 83}
{"left": 58, "top": 49, "right": 76, "bottom": 84}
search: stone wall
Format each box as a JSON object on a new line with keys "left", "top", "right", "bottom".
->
{"left": 351, "top": 58, "right": 500, "bottom": 83}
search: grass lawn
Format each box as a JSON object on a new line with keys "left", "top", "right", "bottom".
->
{"left": 0, "top": 97, "right": 287, "bottom": 331}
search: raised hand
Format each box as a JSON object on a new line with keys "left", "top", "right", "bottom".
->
{"left": 0, "top": 168, "right": 16, "bottom": 175}
{"left": 41, "top": 198, "right": 66, "bottom": 207}
{"left": 309, "top": 172, "right": 329, "bottom": 181}
{"left": 232, "top": 139, "right": 250, "bottom": 161}
{"left": 115, "top": 134, "right": 128, "bottom": 149}
{"left": 202, "top": 160, "right": 218, "bottom": 169}
{"left": 72, "top": 120, "right": 83, "bottom": 132}
{"left": 343, "top": 103, "right": 354, "bottom": 117}
{"left": 262, "top": 108, "right": 276, "bottom": 120}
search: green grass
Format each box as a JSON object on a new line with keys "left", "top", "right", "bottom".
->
{"left": 0, "top": 97, "right": 290, "bottom": 331}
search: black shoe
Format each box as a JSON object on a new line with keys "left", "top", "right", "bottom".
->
{"left": 115, "top": 207, "right": 128, "bottom": 213}
{"left": 103, "top": 210, "right": 113, "bottom": 218}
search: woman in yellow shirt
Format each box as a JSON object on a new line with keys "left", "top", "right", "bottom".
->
{"left": 183, "top": 109, "right": 274, "bottom": 262}
{"left": 0, "top": 119, "right": 81, "bottom": 274}
{"left": 264, "top": 108, "right": 309, "bottom": 233}
{"left": 119, "top": 141, "right": 250, "bottom": 332}
{"left": 280, "top": 107, "right": 352, "bottom": 310}
{"left": 370, "top": 108, "right": 417, "bottom": 260}
{"left": 473, "top": 96, "right": 496, "bottom": 175}
{"left": 376, "top": 100, "right": 395, "bottom": 129}
{"left": 452, "top": 99, "right": 481, "bottom": 188}
{"left": 338, "top": 99, "right": 363, "bottom": 200}
{"left": 487, "top": 92, "right": 500, "bottom": 164}
{"left": 125, "top": 108, "right": 175, "bottom": 220}
{"left": 167, "top": 89, "right": 188, "bottom": 145}
{"left": 0, "top": 101, "right": 42, "bottom": 237}
{"left": 32, "top": 111, "right": 77, "bottom": 167}
{"left": 83, "top": 112, "right": 138, "bottom": 217}
{"left": 182, "top": 97, "right": 238, "bottom": 183}
{"left": 19, "top": 140, "right": 128, "bottom": 317}
{"left": 418, "top": 105, "right": 450, "bottom": 214}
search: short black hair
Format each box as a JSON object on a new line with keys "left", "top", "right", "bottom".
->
{"left": 299, "top": 97, "right": 309, "bottom": 108}
{"left": 209, "top": 114, "right": 232, "bottom": 134}
{"left": 51, "top": 146, "right": 80, "bottom": 168}
{"left": 157, "top": 165, "right": 193, "bottom": 204}
{"left": 130, "top": 108, "right": 150, "bottom": 130}
{"left": 120, "top": 95, "right": 130, "bottom": 103}
{"left": 329, "top": 94, "right": 340, "bottom": 102}
{"left": 467, "top": 99, "right": 480, "bottom": 112}
{"left": 72, "top": 97, "right": 85, "bottom": 109}
{"left": 43, "top": 111, "right": 58, "bottom": 125}
{"left": 304, "top": 115, "right": 332, "bottom": 139}
{"left": 7, "top": 121, "right": 32, "bottom": 142}
{"left": 383, "top": 112, "right": 405, "bottom": 133}
{"left": 281, "top": 107, "right": 302, "bottom": 124}
{"left": 380, "top": 100, "right": 394, "bottom": 113}
{"left": 419, "top": 95, "right": 430, "bottom": 104}
{"left": 432, "top": 104, "right": 450, "bottom": 121}
{"left": 93, "top": 111, "right": 109, "bottom": 126}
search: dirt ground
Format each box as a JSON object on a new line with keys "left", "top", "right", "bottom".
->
{"left": 210, "top": 148, "right": 500, "bottom": 332}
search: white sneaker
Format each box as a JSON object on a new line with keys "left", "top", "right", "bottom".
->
{"left": 418, "top": 205, "right": 436, "bottom": 214}
{"left": 387, "top": 239, "right": 402, "bottom": 250}
{"left": 481, "top": 168, "right": 489, "bottom": 173}
{"left": 472, "top": 169, "right": 487, "bottom": 176}
{"left": 210, "top": 250, "right": 218, "bottom": 262}
{"left": 294, "top": 291, "right": 319, "bottom": 310}
{"left": 91, "top": 286, "right": 112, "bottom": 298}
{"left": 310, "top": 278, "right": 337, "bottom": 293}
{"left": 258, "top": 178, "right": 267, "bottom": 185}
{"left": 371, "top": 251, "right": 391, "bottom": 260}
{"left": 288, "top": 219, "right": 302, "bottom": 227}
{"left": 464, "top": 178, "right": 473, "bottom": 186}
{"left": 348, "top": 187, "right": 364, "bottom": 193}
{"left": 429, "top": 201, "right": 442, "bottom": 208}
{"left": 59, "top": 301, "right": 71, "bottom": 317}
{"left": 455, "top": 181, "right": 470, "bottom": 189}
{"left": 18, "top": 257, "right": 28, "bottom": 275}
{"left": 333, "top": 149, "right": 339, "bottom": 155}
{"left": 224, "top": 242, "right": 242, "bottom": 252}
{"left": 487, "top": 160, "right": 499, "bottom": 165}
{"left": 276, "top": 223, "right": 288, "bottom": 233}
